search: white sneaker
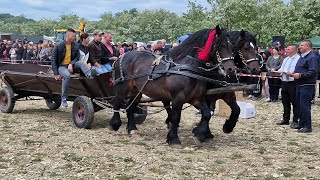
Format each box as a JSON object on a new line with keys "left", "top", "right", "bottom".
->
{"left": 61, "top": 99, "right": 68, "bottom": 108}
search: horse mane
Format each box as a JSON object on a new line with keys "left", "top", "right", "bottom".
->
{"left": 165, "top": 28, "right": 220, "bottom": 60}
{"left": 228, "top": 31, "right": 257, "bottom": 52}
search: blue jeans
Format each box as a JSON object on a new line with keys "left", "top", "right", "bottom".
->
{"left": 92, "top": 63, "right": 112, "bottom": 75}
{"left": 296, "top": 85, "right": 315, "bottom": 129}
{"left": 58, "top": 62, "right": 92, "bottom": 100}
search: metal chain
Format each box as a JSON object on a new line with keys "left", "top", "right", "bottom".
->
{"left": 238, "top": 50, "right": 248, "bottom": 66}
{"left": 216, "top": 51, "right": 222, "bottom": 63}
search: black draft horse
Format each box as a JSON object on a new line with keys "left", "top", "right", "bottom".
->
{"left": 206, "top": 30, "right": 261, "bottom": 134}
{"left": 110, "top": 25, "right": 235, "bottom": 145}
{"left": 165, "top": 30, "right": 260, "bottom": 139}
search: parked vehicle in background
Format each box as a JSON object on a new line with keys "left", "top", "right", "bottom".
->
{"left": 54, "top": 22, "right": 85, "bottom": 42}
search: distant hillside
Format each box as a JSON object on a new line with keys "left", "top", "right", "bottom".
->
{"left": 0, "top": 13, "right": 35, "bottom": 23}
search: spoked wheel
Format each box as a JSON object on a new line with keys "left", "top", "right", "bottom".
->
{"left": 0, "top": 87, "right": 15, "bottom": 113}
{"left": 72, "top": 96, "right": 94, "bottom": 129}
{"left": 45, "top": 97, "right": 61, "bottom": 110}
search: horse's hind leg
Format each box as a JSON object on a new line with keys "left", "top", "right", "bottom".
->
{"left": 223, "top": 92, "right": 240, "bottom": 133}
{"left": 162, "top": 100, "right": 172, "bottom": 129}
{"left": 166, "top": 99, "right": 183, "bottom": 145}
{"left": 126, "top": 94, "right": 142, "bottom": 136}
{"left": 192, "top": 98, "right": 213, "bottom": 142}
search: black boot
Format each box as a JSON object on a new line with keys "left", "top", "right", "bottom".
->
{"left": 276, "top": 120, "right": 289, "bottom": 125}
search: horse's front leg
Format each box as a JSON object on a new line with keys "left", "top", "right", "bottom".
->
{"left": 223, "top": 92, "right": 240, "bottom": 133}
{"left": 110, "top": 96, "right": 123, "bottom": 131}
{"left": 127, "top": 94, "right": 142, "bottom": 136}
{"left": 192, "top": 97, "right": 213, "bottom": 142}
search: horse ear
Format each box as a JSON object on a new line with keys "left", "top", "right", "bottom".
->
{"left": 215, "top": 25, "right": 221, "bottom": 35}
{"left": 240, "top": 29, "right": 245, "bottom": 37}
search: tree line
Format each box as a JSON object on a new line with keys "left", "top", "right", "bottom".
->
{"left": 0, "top": 0, "right": 319, "bottom": 47}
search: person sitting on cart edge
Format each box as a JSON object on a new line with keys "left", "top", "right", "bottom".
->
{"left": 51, "top": 28, "right": 94, "bottom": 108}
{"left": 87, "top": 30, "right": 110, "bottom": 75}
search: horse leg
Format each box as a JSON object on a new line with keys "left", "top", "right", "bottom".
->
{"left": 126, "top": 94, "right": 142, "bottom": 136}
{"left": 192, "top": 98, "right": 213, "bottom": 142}
{"left": 110, "top": 95, "right": 123, "bottom": 131}
{"left": 162, "top": 100, "right": 172, "bottom": 129}
{"left": 166, "top": 99, "right": 183, "bottom": 145}
{"left": 223, "top": 92, "right": 240, "bottom": 133}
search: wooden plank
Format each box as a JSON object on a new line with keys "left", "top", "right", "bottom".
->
{"left": 206, "top": 84, "right": 256, "bottom": 95}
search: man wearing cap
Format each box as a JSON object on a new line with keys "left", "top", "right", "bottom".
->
{"left": 88, "top": 29, "right": 108, "bottom": 75}
{"left": 51, "top": 28, "right": 93, "bottom": 108}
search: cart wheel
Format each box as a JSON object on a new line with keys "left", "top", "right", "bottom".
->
{"left": 72, "top": 96, "right": 94, "bottom": 129}
{"left": 45, "top": 97, "right": 61, "bottom": 110}
{"left": 133, "top": 106, "right": 148, "bottom": 124}
{"left": 0, "top": 87, "right": 15, "bottom": 113}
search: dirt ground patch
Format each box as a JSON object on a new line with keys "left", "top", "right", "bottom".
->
{"left": 1, "top": 96, "right": 320, "bottom": 179}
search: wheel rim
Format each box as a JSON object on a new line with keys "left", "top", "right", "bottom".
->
{"left": 0, "top": 91, "right": 8, "bottom": 109}
{"left": 75, "top": 104, "right": 85, "bottom": 124}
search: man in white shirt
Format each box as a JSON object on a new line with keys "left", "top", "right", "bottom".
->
{"left": 275, "top": 45, "right": 300, "bottom": 127}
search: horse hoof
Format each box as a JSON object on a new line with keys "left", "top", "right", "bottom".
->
{"left": 205, "top": 132, "right": 214, "bottom": 139}
{"left": 129, "top": 130, "right": 141, "bottom": 137}
{"left": 167, "top": 138, "right": 181, "bottom": 147}
{"left": 223, "top": 123, "right": 234, "bottom": 133}
{"left": 109, "top": 122, "right": 121, "bottom": 131}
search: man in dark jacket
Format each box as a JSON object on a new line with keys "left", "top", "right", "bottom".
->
{"left": 88, "top": 30, "right": 108, "bottom": 75}
{"left": 289, "top": 40, "right": 319, "bottom": 133}
{"left": 51, "top": 28, "right": 93, "bottom": 108}
{"left": 101, "top": 32, "right": 118, "bottom": 72}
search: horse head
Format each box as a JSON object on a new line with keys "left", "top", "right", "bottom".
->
{"left": 233, "top": 30, "right": 261, "bottom": 75}
{"left": 209, "top": 25, "right": 236, "bottom": 77}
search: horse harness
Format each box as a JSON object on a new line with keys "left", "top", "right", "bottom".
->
{"left": 112, "top": 54, "right": 229, "bottom": 87}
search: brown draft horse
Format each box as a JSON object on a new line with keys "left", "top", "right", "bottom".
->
{"left": 110, "top": 25, "right": 235, "bottom": 145}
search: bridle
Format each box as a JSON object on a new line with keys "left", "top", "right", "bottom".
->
{"left": 216, "top": 51, "right": 235, "bottom": 63}
{"left": 238, "top": 50, "right": 259, "bottom": 67}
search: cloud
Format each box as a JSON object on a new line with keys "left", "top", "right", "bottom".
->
{"left": 2, "top": 0, "right": 212, "bottom": 20}
{"left": 19, "top": 0, "right": 45, "bottom": 7}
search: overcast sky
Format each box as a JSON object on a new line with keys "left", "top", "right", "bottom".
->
{"left": 1, "top": 0, "right": 212, "bottom": 21}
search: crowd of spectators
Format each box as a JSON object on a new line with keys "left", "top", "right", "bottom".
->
{"left": 0, "top": 37, "right": 174, "bottom": 65}
{"left": 0, "top": 38, "right": 54, "bottom": 64}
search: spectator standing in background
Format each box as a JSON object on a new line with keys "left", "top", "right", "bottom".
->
{"left": 266, "top": 47, "right": 283, "bottom": 102}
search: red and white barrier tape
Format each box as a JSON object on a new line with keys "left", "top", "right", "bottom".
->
{"left": 238, "top": 73, "right": 281, "bottom": 79}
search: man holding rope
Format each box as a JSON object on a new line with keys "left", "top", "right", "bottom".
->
{"left": 274, "top": 45, "right": 300, "bottom": 127}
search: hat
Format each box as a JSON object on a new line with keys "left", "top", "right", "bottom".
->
{"left": 272, "top": 41, "right": 278, "bottom": 47}
{"left": 93, "top": 30, "right": 104, "bottom": 36}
